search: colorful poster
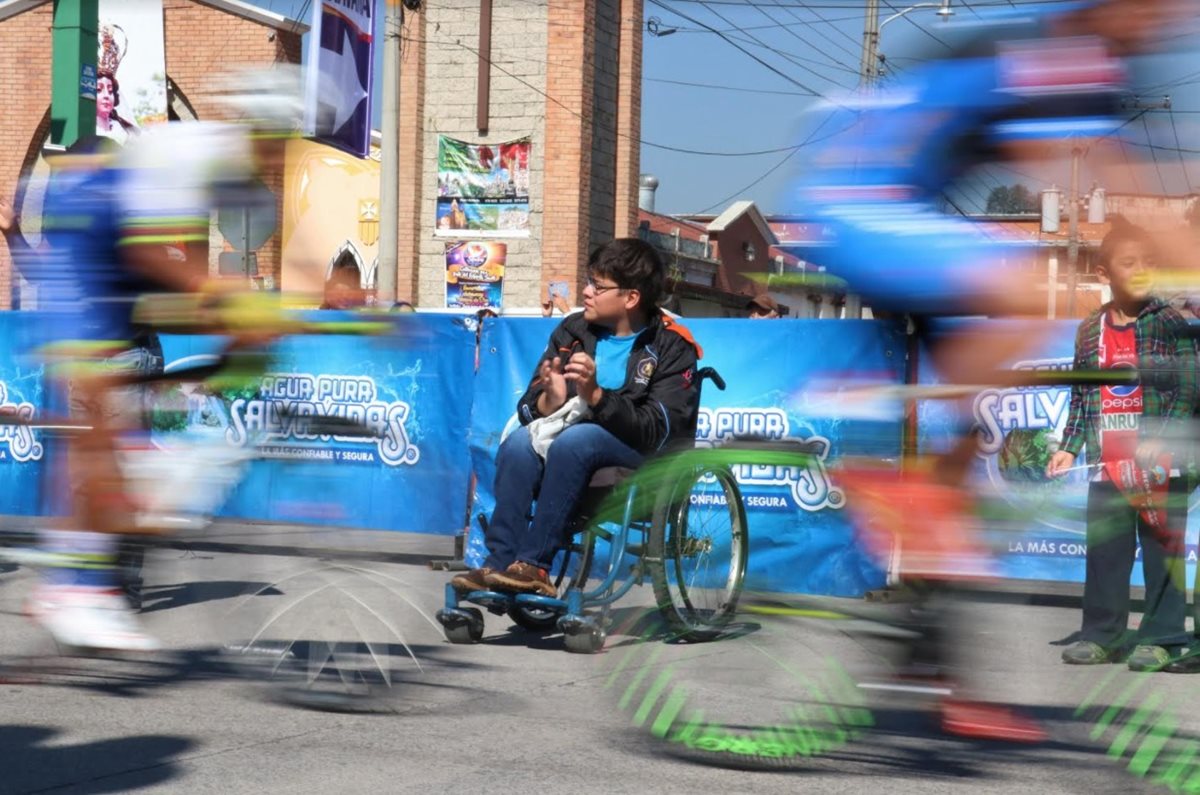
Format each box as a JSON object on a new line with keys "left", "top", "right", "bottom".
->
{"left": 305, "top": 0, "right": 376, "bottom": 158}
{"left": 445, "top": 242, "right": 506, "bottom": 311}
{"left": 436, "top": 137, "right": 531, "bottom": 238}
{"left": 96, "top": 0, "right": 167, "bottom": 145}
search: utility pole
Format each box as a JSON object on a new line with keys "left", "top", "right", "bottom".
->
{"left": 50, "top": 0, "right": 99, "bottom": 149}
{"left": 377, "top": 0, "right": 405, "bottom": 308}
{"left": 860, "top": 0, "right": 880, "bottom": 87}
{"left": 1065, "top": 144, "right": 1082, "bottom": 317}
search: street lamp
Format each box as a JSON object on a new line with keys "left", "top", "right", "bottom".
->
{"left": 862, "top": 0, "right": 953, "bottom": 85}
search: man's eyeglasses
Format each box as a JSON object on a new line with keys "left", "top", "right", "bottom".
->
{"left": 586, "top": 277, "right": 623, "bottom": 295}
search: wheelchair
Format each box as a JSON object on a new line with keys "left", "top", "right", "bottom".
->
{"left": 435, "top": 368, "right": 748, "bottom": 653}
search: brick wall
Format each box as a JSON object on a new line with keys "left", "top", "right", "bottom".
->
{"left": 396, "top": 7, "right": 427, "bottom": 304}
{"left": 0, "top": 3, "right": 53, "bottom": 308}
{"left": 612, "top": 0, "right": 642, "bottom": 239}
{"left": 0, "top": 0, "right": 300, "bottom": 307}
{"left": 540, "top": 0, "right": 596, "bottom": 304}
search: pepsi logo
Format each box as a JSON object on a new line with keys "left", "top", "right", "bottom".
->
{"left": 1108, "top": 362, "right": 1140, "bottom": 397}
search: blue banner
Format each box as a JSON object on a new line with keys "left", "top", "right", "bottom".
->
{"left": 305, "top": 0, "right": 376, "bottom": 158}
{"left": 466, "top": 317, "right": 906, "bottom": 596}
{"left": 0, "top": 312, "right": 52, "bottom": 516}
{"left": 918, "top": 320, "right": 1200, "bottom": 586}
{"left": 155, "top": 313, "right": 475, "bottom": 534}
{"left": 467, "top": 317, "right": 557, "bottom": 565}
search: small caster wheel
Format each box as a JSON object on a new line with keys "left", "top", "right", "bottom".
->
{"left": 508, "top": 604, "right": 559, "bottom": 633}
{"left": 563, "top": 626, "right": 606, "bottom": 654}
{"left": 437, "top": 607, "right": 484, "bottom": 644}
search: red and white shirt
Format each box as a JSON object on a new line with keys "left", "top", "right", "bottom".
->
{"left": 1097, "top": 313, "right": 1142, "bottom": 474}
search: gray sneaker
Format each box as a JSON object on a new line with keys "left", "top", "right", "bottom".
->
{"left": 1061, "top": 640, "right": 1111, "bottom": 665}
{"left": 1127, "top": 645, "right": 1172, "bottom": 672}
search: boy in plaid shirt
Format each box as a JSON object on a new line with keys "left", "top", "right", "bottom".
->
{"left": 1047, "top": 220, "right": 1197, "bottom": 671}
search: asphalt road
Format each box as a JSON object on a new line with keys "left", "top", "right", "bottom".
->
{"left": 0, "top": 524, "right": 1196, "bottom": 795}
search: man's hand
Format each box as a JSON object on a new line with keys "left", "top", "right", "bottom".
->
{"left": 1046, "top": 450, "right": 1075, "bottom": 479}
{"left": 564, "top": 352, "right": 603, "bottom": 407}
{"left": 1136, "top": 438, "right": 1167, "bottom": 472}
{"left": 0, "top": 198, "right": 19, "bottom": 236}
{"left": 536, "top": 356, "right": 568, "bottom": 416}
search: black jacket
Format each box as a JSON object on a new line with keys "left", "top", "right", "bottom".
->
{"left": 517, "top": 311, "right": 702, "bottom": 455}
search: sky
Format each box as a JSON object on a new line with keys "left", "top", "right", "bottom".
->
{"left": 258, "top": 0, "right": 1200, "bottom": 216}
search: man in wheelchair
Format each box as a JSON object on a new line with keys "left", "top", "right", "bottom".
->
{"left": 451, "top": 238, "right": 703, "bottom": 597}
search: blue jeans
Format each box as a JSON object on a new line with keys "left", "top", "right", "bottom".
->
{"left": 482, "top": 423, "right": 643, "bottom": 571}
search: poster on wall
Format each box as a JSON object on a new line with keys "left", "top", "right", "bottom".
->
{"left": 436, "top": 137, "right": 530, "bottom": 238}
{"left": 445, "top": 242, "right": 506, "bottom": 311}
{"left": 96, "top": 0, "right": 167, "bottom": 144}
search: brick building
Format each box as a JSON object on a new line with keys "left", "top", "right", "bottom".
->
{"left": 395, "top": 0, "right": 643, "bottom": 309}
{"left": 0, "top": 0, "right": 304, "bottom": 308}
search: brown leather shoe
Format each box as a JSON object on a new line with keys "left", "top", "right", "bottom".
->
{"left": 450, "top": 567, "right": 494, "bottom": 593}
{"left": 485, "top": 562, "right": 556, "bottom": 597}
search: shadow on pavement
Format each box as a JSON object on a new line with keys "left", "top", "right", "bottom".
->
{"left": 139, "top": 581, "right": 283, "bottom": 613}
{"left": 0, "top": 724, "right": 193, "bottom": 795}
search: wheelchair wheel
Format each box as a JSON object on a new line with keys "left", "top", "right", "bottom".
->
{"left": 506, "top": 532, "right": 596, "bottom": 632}
{"left": 648, "top": 463, "right": 747, "bottom": 642}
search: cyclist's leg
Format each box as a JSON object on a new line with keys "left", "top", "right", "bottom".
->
{"left": 32, "top": 348, "right": 159, "bottom": 651}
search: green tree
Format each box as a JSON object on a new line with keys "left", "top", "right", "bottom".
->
{"left": 986, "top": 183, "right": 1039, "bottom": 215}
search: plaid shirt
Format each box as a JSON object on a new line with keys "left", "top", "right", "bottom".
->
{"left": 1061, "top": 298, "right": 1199, "bottom": 465}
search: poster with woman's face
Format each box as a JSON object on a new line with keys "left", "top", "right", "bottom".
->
{"left": 96, "top": 0, "right": 167, "bottom": 144}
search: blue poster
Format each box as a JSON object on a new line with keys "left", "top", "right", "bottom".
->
{"left": 918, "top": 319, "right": 1200, "bottom": 586}
{"left": 154, "top": 313, "right": 476, "bottom": 534}
{"left": 466, "top": 316, "right": 906, "bottom": 596}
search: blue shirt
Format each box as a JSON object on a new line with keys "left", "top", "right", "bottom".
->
{"left": 594, "top": 332, "right": 638, "bottom": 390}
{"left": 32, "top": 162, "right": 157, "bottom": 344}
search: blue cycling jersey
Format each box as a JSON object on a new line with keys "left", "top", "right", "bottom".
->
{"left": 798, "top": 16, "right": 1126, "bottom": 207}
{"left": 25, "top": 158, "right": 162, "bottom": 345}
{"left": 790, "top": 11, "right": 1131, "bottom": 313}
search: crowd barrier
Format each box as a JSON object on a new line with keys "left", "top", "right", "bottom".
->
{"left": 1, "top": 311, "right": 1195, "bottom": 594}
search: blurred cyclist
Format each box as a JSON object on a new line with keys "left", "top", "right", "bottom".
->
{"left": 789, "top": 0, "right": 1194, "bottom": 740}
{"left": 3, "top": 66, "right": 318, "bottom": 652}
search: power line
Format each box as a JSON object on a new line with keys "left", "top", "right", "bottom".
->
{"left": 688, "top": 0, "right": 858, "bottom": 88}
{"left": 645, "top": 77, "right": 814, "bottom": 96}
{"left": 647, "top": 0, "right": 847, "bottom": 101}
{"left": 1168, "top": 108, "right": 1195, "bottom": 193}
{"left": 1142, "top": 113, "right": 1171, "bottom": 194}
{"left": 758, "top": 0, "right": 862, "bottom": 67}
{"left": 689, "top": 111, "right": 848, "bottom": 214}
{"left": 402, "top": 32, "right": 826, "bottom": 157}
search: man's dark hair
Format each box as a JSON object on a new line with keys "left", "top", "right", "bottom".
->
{"left": 587, "top": 238, "right": 665, "bottom": 311}
{"left": 1097, "top": 215, "right": 1155, "bottom": 270}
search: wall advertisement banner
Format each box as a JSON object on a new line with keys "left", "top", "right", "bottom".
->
{"left": 435, "top": 137, "right": 531, "bottom": 238}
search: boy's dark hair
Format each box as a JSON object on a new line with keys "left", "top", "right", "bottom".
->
{"left": 587, "top": 238, "right": 665, "bottom": 311}
{"left": 1097, "top": 215, "right": 1155, "bottom": 270}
